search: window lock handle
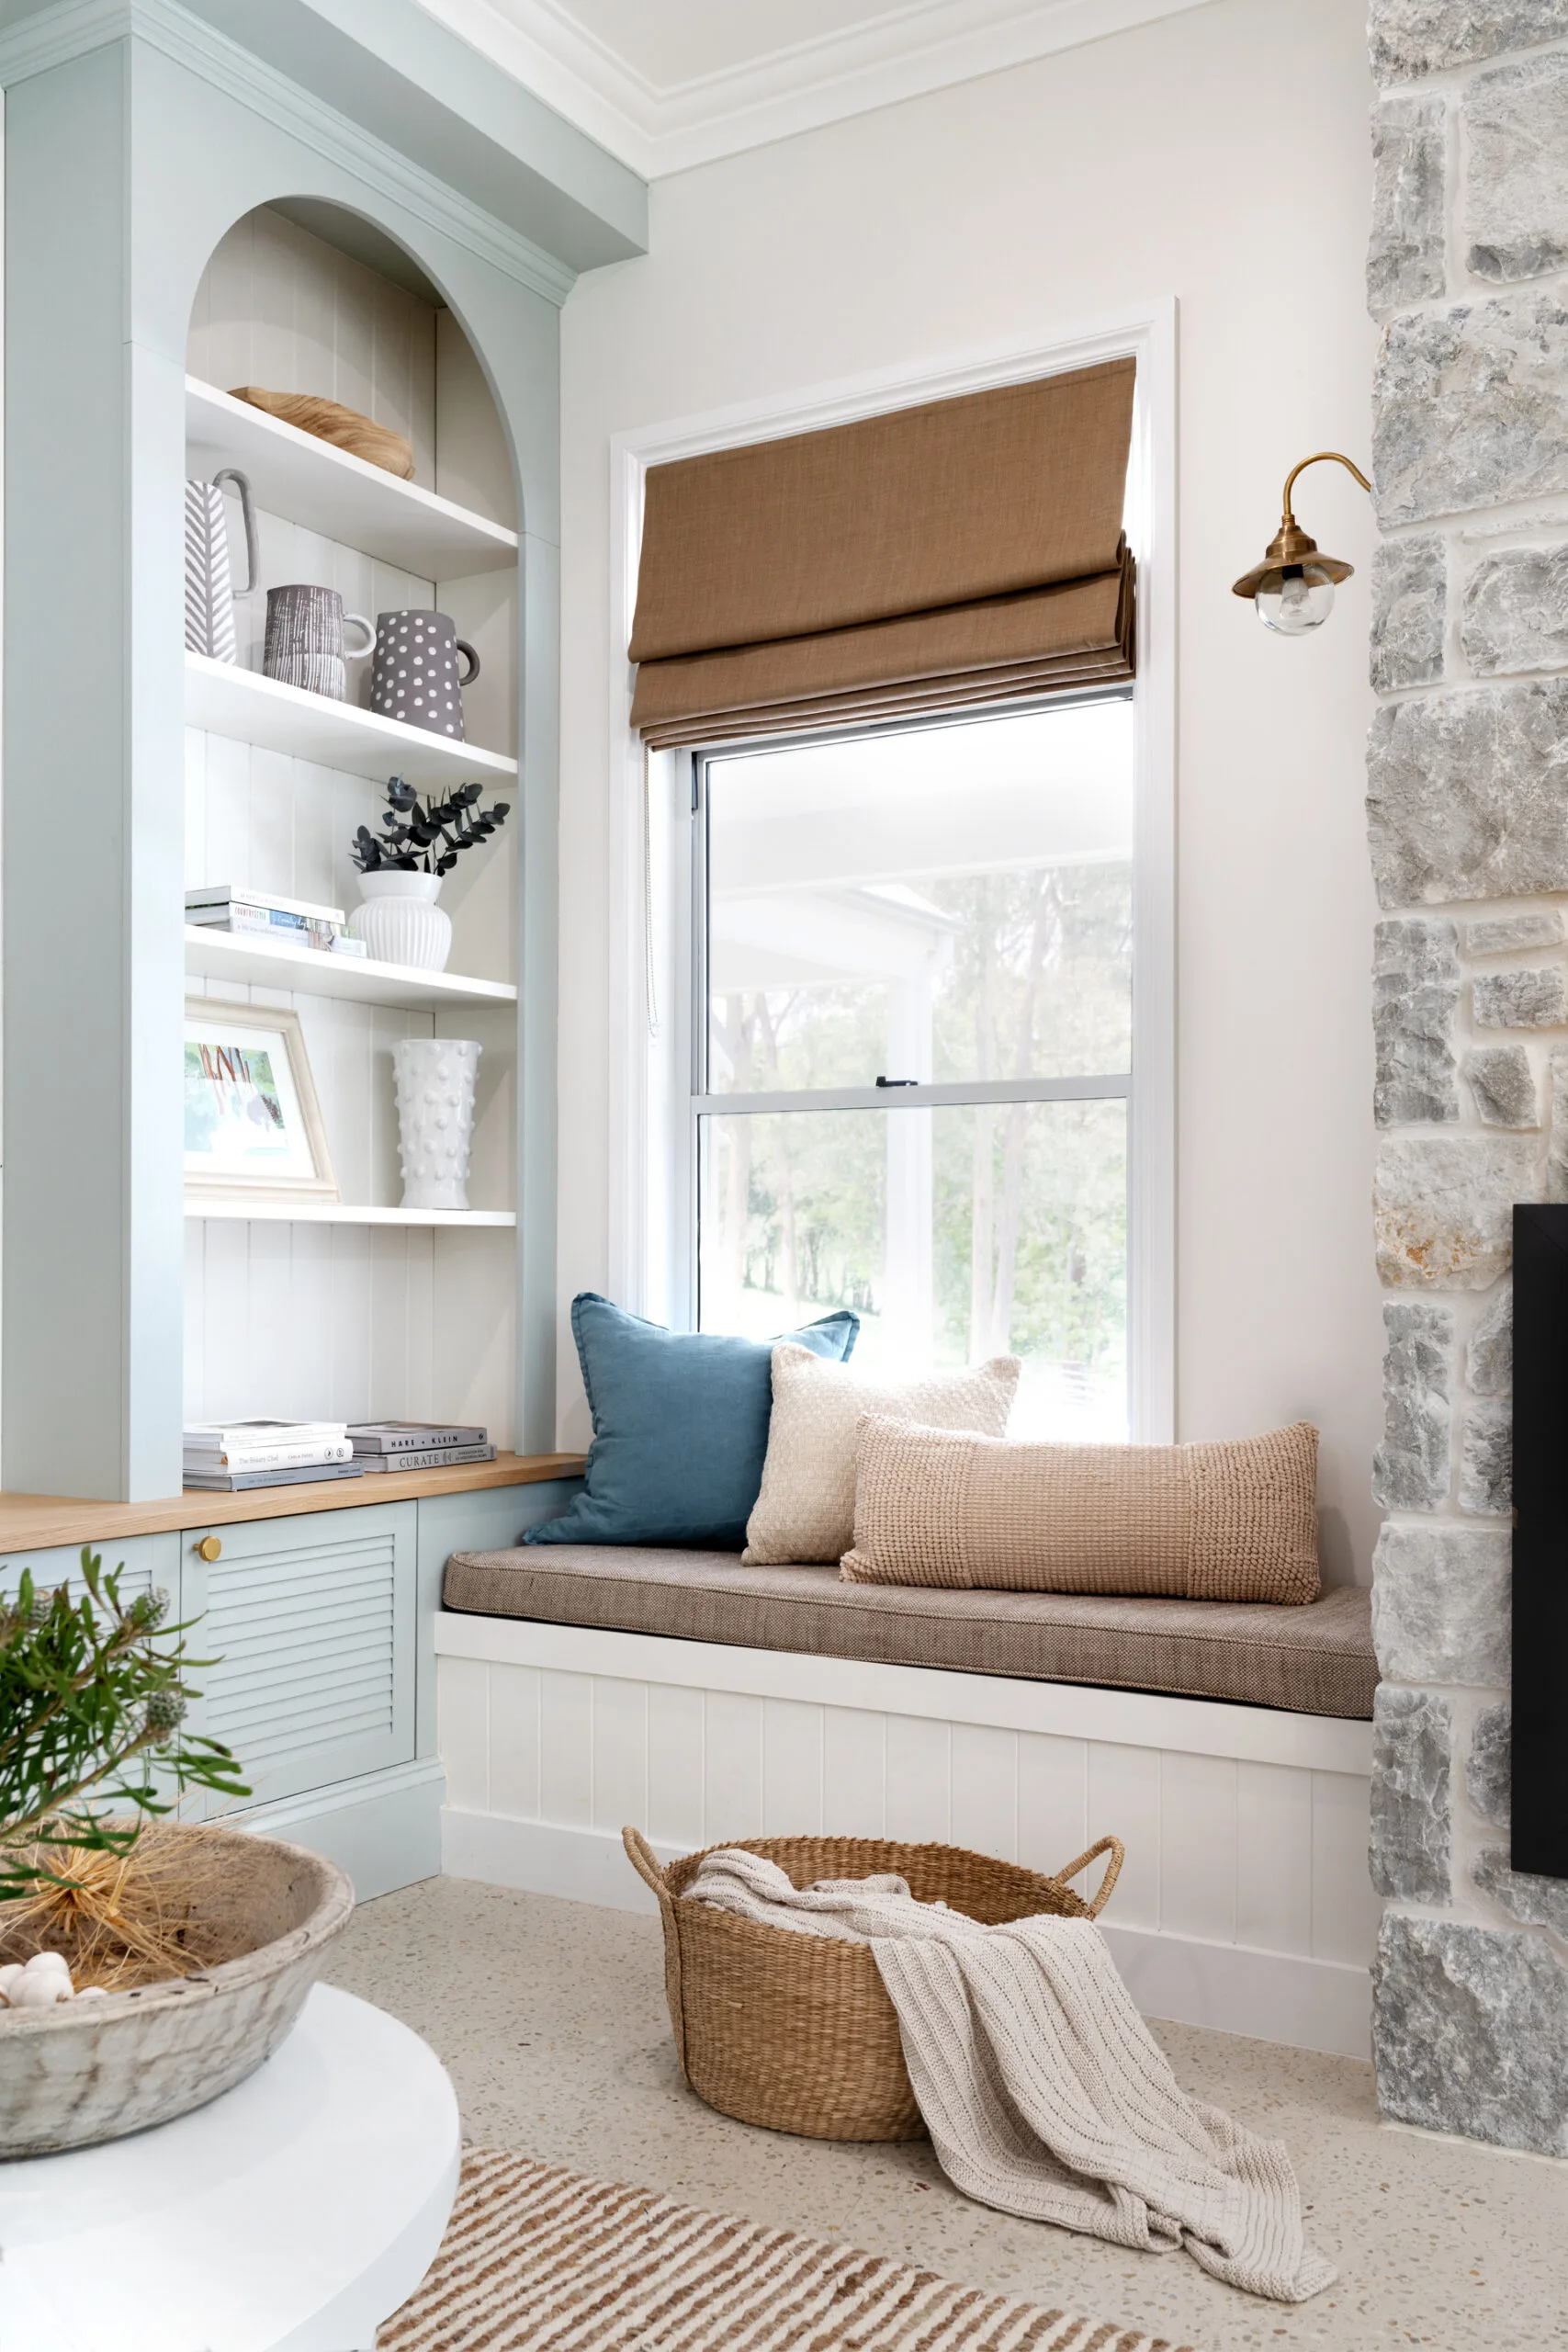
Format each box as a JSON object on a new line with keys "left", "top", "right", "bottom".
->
{"left": 874, "top": 1076, "right": 919, "bottom": 1088}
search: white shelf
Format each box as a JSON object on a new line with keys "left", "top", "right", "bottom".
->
{"left": 185, "top": 1202, "right": 515, "bottom": 1227}
{"left": 186, "top": 377, "right": 518, "bottom": 579}
{"left": 186, "top": 925, "right": 517, "bottom": 1011}
{"left": 186, "top": 654, "right": 517, "bottom": 787}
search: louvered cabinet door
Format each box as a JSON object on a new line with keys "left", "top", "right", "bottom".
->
{"left": 0, "top": 1533, "right": 180, "bottom": 1614}
{"left": 182, "top": 1503, "right": 417, "bottom": 1811}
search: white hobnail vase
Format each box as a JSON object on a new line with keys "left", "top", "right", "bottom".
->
{"left": 349, "top": 872, "right": 452, "bottom": 971}
{"left": 392, "top": 1037, "right": 481, "bottom": 1211}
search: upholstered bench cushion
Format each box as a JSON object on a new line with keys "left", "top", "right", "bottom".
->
{"left": 441, "top": 1544, "right": 1375, "bottom": 1720}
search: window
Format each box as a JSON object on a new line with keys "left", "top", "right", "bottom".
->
{"left": 688, "top": 692, "right": 1134, "bottom": 1441}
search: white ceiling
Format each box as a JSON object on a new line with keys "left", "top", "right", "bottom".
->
{"left": 413, "top": 0, "right": 1221, "bottom": 178}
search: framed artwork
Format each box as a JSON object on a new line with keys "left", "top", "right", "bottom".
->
{"left": 184, "top": 1000, "right": 338, "bottom": 1203}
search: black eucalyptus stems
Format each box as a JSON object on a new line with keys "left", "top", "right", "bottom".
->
{"left": 352, "top": 774, "right": 511, "bottom": 880}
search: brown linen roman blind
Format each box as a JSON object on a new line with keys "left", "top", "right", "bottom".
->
{"left": 628, "top": 357, "right": 1136, "bottom": 749}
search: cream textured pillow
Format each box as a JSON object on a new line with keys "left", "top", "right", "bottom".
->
{"left": 841, "top": 1417, "right": 1321, "bottom": 1603}
{"left": 743, "top": 1346, "right": 1020, "bottom": 1566}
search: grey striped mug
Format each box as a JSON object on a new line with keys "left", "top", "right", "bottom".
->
{"left": 369, "top": 608, "right": 479, "bottom": 739}
{"left": 263, "top": 584, "right": 376, "bottom": 702}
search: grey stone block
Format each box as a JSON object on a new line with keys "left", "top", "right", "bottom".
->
{"left": 1549, "top": 1047, "right": 1568, "bottom": 1200}
{"left": 1472, "top": 966, "right": 1568, "bottom": 1028}
{"left": 1371, "top": 537, "right": 1446, "bottom": 693}
{"left": 1461, "top": 545, "right": 1568, "bottom": 675}
{"left": 1472, "top": 1848, "right": 1568, "bottom": 1936}
{"left": 1371, "top": 1687, "right": 1452, "bottom": 1901}
{"left": 1369, "top": 96, "right": 1447, "bottom": 311}
{"left": 1373, "top": 1302, "right": 1452, "bottom": 1510}
{"left": 1466, "top": 1702, "right": 1511, "bottom": 1824}
{"left": 1371, "top": 0, "right": 1568, "bottom": 82}
{"left": 1372, "top": 1133, "right": 1535, "bottom": 1289}
{"left": 1460, "top": 1399, "right": 1513, "bottom": 1515}
{"left": 1464, "top": 1046, "right": 1537, "bottom": 1127}
{"left": 1371, "top": 1522, "right": 1511, "bottom": 1683}
{"left": 1373, "top": 1915, "right": 1568, "bottom": 2156}
{"left": 1373, "top": 918, "right": 1460, "bottom": 1124}
{"left": 1465, "top": 55, "right": 1568, "bottom": 282}
{"left": 1374, "top": 292, "right": 1568, "bottom": 526}
{"left": 1467, "top": 1281, "right": 1513, "bottom": 1396}
{"left": 1465, "top": 909, "right": 1564, "bottom": 956}
{"left": 1366, "top": 682, "right": 1568, "bottom": 908}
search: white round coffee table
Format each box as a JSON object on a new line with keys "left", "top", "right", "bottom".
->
{"left": 0, "top": 1982, "right": 459, "bottom": 2351}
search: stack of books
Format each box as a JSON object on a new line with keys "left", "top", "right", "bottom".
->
{"left": 186, "top": 886, "right": 368, "bottom": 958}
{"left": 349, "top": 1422, "right": 496, "bottom": 1474}
{"left": 184, "top": 1419, "right": 366, "bottom": 1491}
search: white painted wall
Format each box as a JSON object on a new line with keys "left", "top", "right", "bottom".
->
{"left": 557, "top": 0, "right": 1384, "bottom": 1582}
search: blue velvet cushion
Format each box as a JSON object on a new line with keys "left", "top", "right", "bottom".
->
{"left": 526, "top": 1293, "right": 860, "bottom": 1550}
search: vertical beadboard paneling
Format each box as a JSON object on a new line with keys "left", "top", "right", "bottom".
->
{"left": 761, "top": 1698, "right": 823, "bottom": 1835}
{"left": 1235, "top": 1760, "right": 1314, "bottom": 1956}
{"left": 592, "top": 1675, "right": 649, "bottom": 1834}
{"left": 1017, "top": 1732, "right": 1089, "bottom": 1886}
{"left": 188, "top": 207, "right": 436, "bottom": 483}
{"left": 647, "top": 1684, "right": 705, "bottom": 1850}
{"left": 540, "top": 1672, "right": 594, "bottom": 1829}
{"left": 1087, "top": 1741, "right": 1162, "bottom": 1930}
{"left": 950, "top": 1723, "right": 1019, "bottom": 1861}
{"left": 703, "top": 1690, "right": 764, "bottom": 1843}
{"left": 488, "top": 1662, "right": 541, "bottom": 1821}
{"left": 1310, "top": 1770, "right": 1382, "bottom": 1966}
{"left": 439, "top": 1657, "right": 491, "bottom": 1813}
{"left": 1158, "top": 1751, "right": 1237, "bottom": 1944}
{"left": 886, "top": 1713, "right": 952, "bottom": 1843}
{"left": 821, "top": 1707, "right": 886, "bottom": 1838}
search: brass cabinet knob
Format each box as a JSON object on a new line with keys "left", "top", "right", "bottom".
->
{"left": 196, "top": 1536, "right": 222, "bottom": 1562}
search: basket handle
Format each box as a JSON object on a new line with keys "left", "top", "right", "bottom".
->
{"left": 622, "top": 1826, "right": 691, "bottom": 2084}
{"left": 1053, "top": 1835, "right": 1124, "bottom": 1917}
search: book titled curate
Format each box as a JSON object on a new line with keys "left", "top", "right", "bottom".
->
{"left": 359, "top": 1443, "right": 497, "bottom": 1474}
{"left": 183, "top": 1461, "right": 367, "bottom": 1492}
{"left": 348, "top": 1421, "right": 488, "bottom": 1453}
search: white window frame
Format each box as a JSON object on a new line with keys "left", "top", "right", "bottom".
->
{"left": 606, "top": 301, "right": 1177, "bottom": 1442}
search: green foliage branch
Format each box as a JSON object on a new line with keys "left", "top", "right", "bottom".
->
{"left": 0, "top": 1549, "right": 249, "bottom": 1901}
{"left": 351, "top": 774, "right": 510, "bottom": 878}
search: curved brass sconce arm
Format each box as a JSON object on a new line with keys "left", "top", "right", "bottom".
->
{"left": 1280, "top": 450, "right": 1371, "bottom": 530}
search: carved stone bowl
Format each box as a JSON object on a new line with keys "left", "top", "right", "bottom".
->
{"left": 0, "top": 1828, "right": 355, "bottom": 2156}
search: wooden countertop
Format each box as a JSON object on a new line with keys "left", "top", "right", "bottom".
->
{"left": 0, "top": 1452, "right": 586, "bottom": 1555}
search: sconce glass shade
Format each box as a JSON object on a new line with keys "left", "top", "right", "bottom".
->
{"left": 1254, "top": 560, "right": 1337, "bottom": 635}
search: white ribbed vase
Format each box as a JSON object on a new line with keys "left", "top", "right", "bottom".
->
{"left": 392, "top": 1037, "right": 480, "bottom": 1211}
{"left": 349, "top": 872, "right": 452, "bottom": 971}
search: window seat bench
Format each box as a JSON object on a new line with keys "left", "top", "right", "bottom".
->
{"left": 441, "top": 1544, "right": 1375, "bottom": 1721}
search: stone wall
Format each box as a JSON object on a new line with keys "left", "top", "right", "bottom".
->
{"left": 1367, "top": 0, "right": 1568, "bottom": 2156}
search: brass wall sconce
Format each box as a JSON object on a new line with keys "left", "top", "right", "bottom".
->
{"left": 1232, "top": 451, "right": 1371, "bottom": 635}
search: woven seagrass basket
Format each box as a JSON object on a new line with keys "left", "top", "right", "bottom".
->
{"left": 623, "top": 1825, "right": 1123, "bottom": 2143}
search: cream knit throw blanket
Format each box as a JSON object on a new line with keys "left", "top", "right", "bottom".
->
{"left": 684, "top": 1850, "right": 1335, "bottom": 2304}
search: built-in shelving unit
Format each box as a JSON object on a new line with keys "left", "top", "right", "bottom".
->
{"left": 181, "top": 207, "right": 525, "bottom": 1443}
{"left": 186, "top": 1203, "right": 516, "bottom": 1227}
{"left": 184, "top": 924, "right": 516, "bottom": 1010}
{"left": 186, "top": 378, "right": 519, "bottom": 576}
{"left": 186, "top": 653, "right": 516, "bottom": 787}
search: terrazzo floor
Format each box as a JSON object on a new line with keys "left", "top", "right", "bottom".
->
{"left": 325, "top": 1875, "right": 1568, "bottom": 2352}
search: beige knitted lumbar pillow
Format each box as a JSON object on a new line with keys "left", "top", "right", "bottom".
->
{"left": 841, "top": 1417, "right": 1321, "bottom": 1603}
{"left": 743, "top": 1346, "right": 1020, "bottom": 1566}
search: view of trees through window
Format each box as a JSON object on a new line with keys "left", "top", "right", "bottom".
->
{"left": 696, "top": 698, "right": 1134, "bottom": 1438}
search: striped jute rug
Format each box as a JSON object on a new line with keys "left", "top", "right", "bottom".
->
{"left": 378, "top": 2150, "right": 1198, "bottom": 2352}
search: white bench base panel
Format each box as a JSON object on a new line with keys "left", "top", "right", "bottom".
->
{"left": 435, "top": 1616, "right": 1380, "bottom": 2060}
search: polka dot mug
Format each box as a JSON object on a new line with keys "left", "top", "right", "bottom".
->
{"left": 369, "top": 608, "right": 480, "bottom": 739}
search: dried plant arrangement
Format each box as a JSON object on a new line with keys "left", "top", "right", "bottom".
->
{"left": 351, "top": 773, "right": 511, "bottom": 877}
{"left": 0, "top": 1551, "right": 248, "bottom": 1996}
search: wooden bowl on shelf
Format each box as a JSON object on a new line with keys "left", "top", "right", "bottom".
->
{"left": 230, "top": 386, "right": 415, "bottom": 479}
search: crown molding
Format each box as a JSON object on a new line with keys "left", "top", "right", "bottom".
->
{"left": 0, "top": 0, "right": 581, "bottom": 301}
{"left": 411, "top": 0, "right": 1222, "bottom": 177}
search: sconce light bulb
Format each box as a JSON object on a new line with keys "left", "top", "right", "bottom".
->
{"left": 1255, "top": 560, "right": 1336, "bottom": 636}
